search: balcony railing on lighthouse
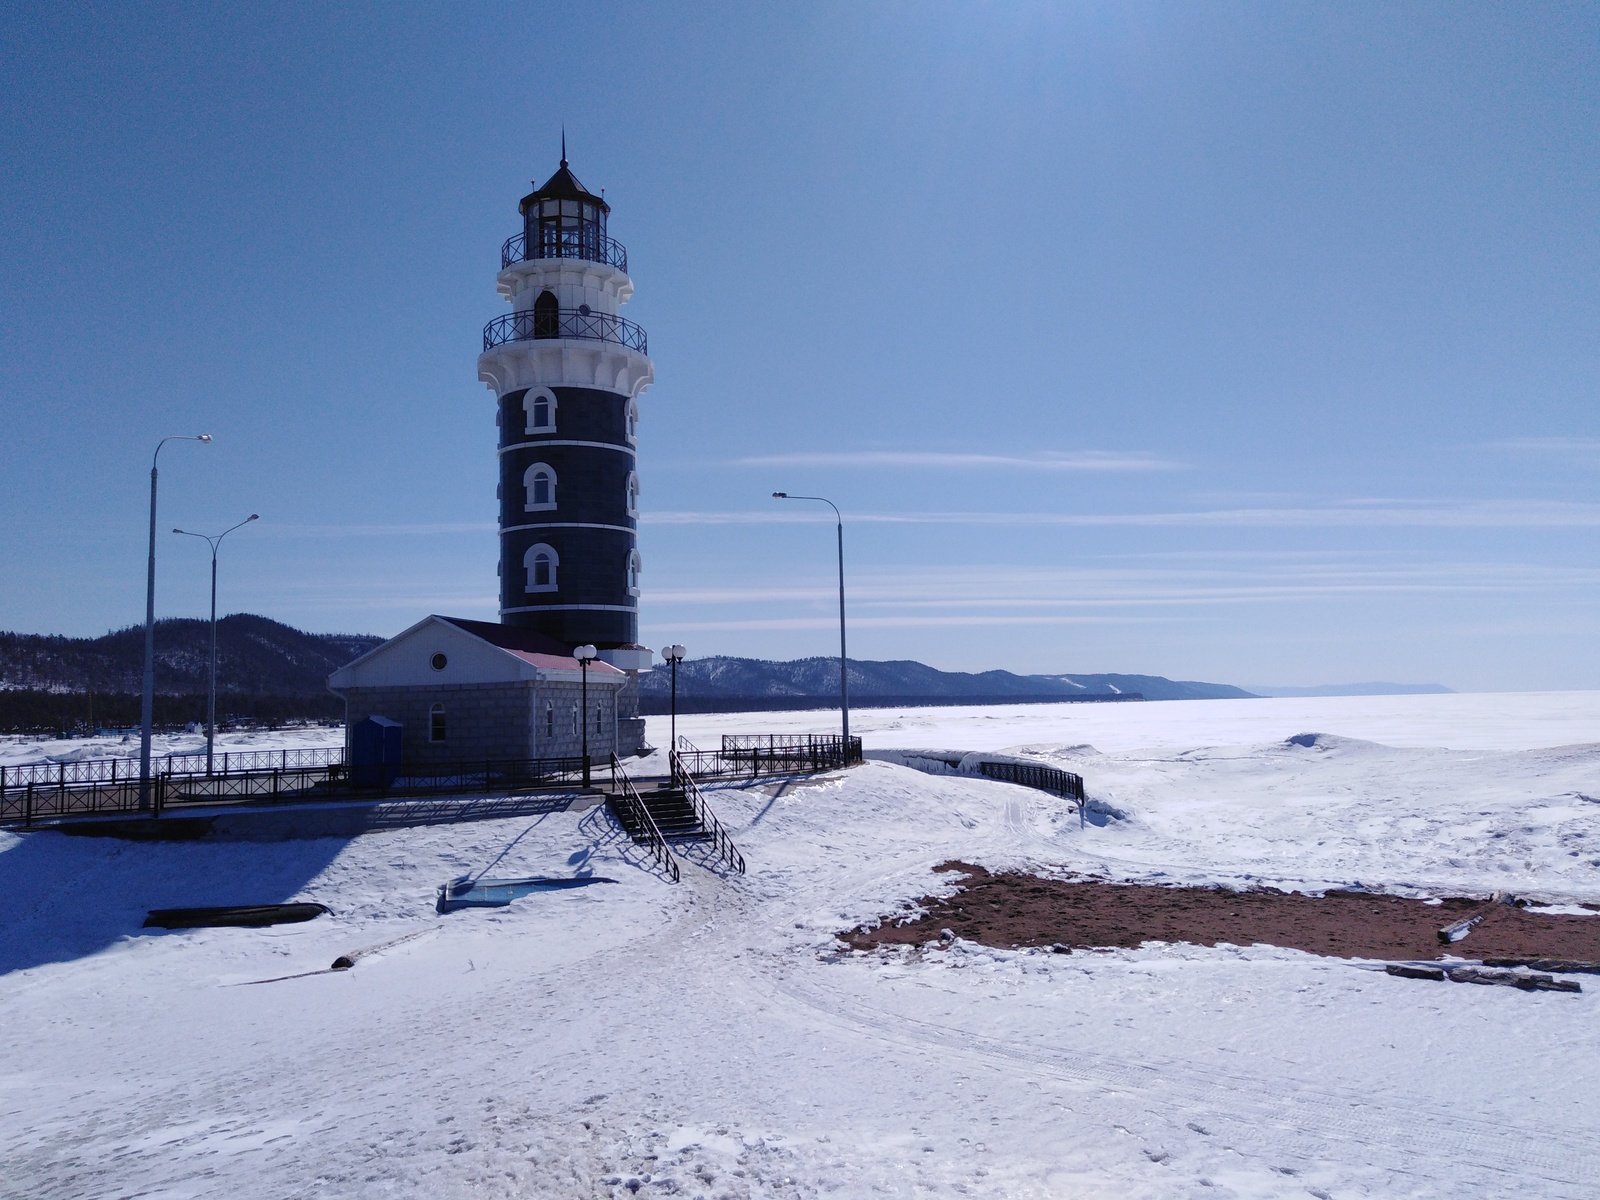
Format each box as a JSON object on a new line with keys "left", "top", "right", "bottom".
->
{"left": 483, "top": 308, "right": 649, "bottom": 356}
{"left": 501, "top": 230, "right": 629, "bottom": 273}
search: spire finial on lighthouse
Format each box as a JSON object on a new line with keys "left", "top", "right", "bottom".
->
{"left": 560, "top": 127, "right": 567, "bottom": 166}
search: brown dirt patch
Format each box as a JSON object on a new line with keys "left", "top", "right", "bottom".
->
{"left": 843, "top": 862, "right": 1600, "bottom": 962}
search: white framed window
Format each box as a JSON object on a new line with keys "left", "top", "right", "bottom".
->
{"left": 524, "top": 542, "right": 559, "bottom": 593}
{"left": 429, "top": 703, "right": 447, "bottom": 742}
{"left": 626, "top": 549, "right": 641, "bottom": 596}
{"left": 524, "top": 388, "right": 557, "bottom": 435}
{"left": 625, "top": 471, "right": 640, "bottom": 518}
{"left": 524, "top": 462, "right": 557, "bottom": 512}
{"left": 625, "top": 398, "right": 639, "bottom": 445}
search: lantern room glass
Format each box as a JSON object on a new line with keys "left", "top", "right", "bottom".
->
{"left": 527, "top": 198, "right": 607, "bottom": 261}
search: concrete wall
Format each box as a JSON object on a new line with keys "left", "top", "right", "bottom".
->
{"left": 341, "top": 677, "right": 630, "bottom": 765}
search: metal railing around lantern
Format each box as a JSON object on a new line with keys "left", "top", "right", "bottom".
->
{"left": 482, "top": 307, "right": 648, "bottom": 355}
{"left": 501, "top": 230, "right": 629, "bottom": 273}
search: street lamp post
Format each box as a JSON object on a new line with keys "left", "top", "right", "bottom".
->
{"left": 575, "top": 643, "right": 598, "bottom": 786}
{"left": 662, "top": 644, "right": 686, "bottom": 752}
{"left": 771, "top": 493, "right": 849, "bottom": 745}
{"left": 174, "top": 514, "right": 259, "bottom": 775}
{"left": 141, "top": 433, "right": 213, "bottom": 809}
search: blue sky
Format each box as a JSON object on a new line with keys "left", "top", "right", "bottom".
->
{"left": 1, "top": 2, "right": 1595, "bottom": 691}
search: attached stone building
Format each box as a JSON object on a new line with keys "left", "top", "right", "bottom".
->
{"left": 326, "top": 615, "right": 629, "bottom": 765}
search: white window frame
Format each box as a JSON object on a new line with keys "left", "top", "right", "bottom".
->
{"left": 625, "top": 471, "right": 640, "bottom": 518}
{"left": 525, "top": 387, "right": 557, "bottom": 435}
{"left": 524, "top": 462, "right": 557, "bottom": 513}
{"left": 524, "top": 542, "right": 559, "bottom": 593}
{"left": 625, "top": 398, "right": 639, "bottom": 445}
{"left": 626, "top": 549, "right": 642, "bottom": 596}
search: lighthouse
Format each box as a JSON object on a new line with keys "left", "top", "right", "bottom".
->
{"left": 477, "top": 146, "right": 655, "bottom": 751}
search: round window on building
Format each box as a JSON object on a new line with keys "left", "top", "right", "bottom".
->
{"left": 430, "top": 652, "right": 448, "bottom": 671}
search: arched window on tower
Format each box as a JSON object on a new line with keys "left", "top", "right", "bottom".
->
{"left": 626, "top": 471, "right": 640, "bottom": 518}
{"left": 524, "top": 542, "right": 559, "bottom": 593}
{"left": 626, "top": 549, "right": 642, "bottom": 596}
{"left": 525, "top": 388, "right": 556, "bottom": 435}
{"left": 533, "top": 289, "right": 559, "bottom": 338}
{"left": 625, "top": 398, "right": 639, "bottom": 445}
{"left": 524, "top": 462, "right": 557, "bottom": 512}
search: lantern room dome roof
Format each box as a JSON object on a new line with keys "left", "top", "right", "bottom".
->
{"left": 520, "top": 155, "right": 608, "bottom": 215}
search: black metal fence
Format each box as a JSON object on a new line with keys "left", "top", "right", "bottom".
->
{"left": 501, "top": 230, "right": 629, "bottom": 273}
{"left": 482, "top": 307, "right": 648, "bottom": 355}
{"left": 0, "top": 753, "right": 590, "bottom": 828}
{"left": 0, "top": 745, "right": 344, "bottom": 792}
{"left": 976, "top": 759, "right": 1084, "bottom": 803}
{"left": 672, "top": 733, "right": 863, "bottom": 781}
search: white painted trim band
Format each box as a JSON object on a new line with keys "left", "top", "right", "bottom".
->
{"left": 500, "top": 439, "right": 635, "bottom": 455}
{"left": 501, "top": 522, "right": 636, "bottom": 535}
{"left": 501, "top": 604, "right": 639, "bottom": 614}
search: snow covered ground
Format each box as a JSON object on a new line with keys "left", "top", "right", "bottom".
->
{"left": 3, "top": 693, "right": 1599, "bottom": 1197}
{"left": 0, "top": 725, "right": 343, "bottom": 768}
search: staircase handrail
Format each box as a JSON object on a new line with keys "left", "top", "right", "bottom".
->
{"left": 669, "top": 751, "right": 746, "bottom": 875}
{"left": 609, "top": 753, "right": 680, "bottom": 883}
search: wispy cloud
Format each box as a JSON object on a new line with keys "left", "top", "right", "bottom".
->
{"left": 1488, "top": 437, "right": 1600, "bottom": 466}
{"left": 734, "top": 450, "right": 1183, "bottom": 471}
{"left": 262, "top": 521, "right": 497, "bottom": 538}
{"left": 642, "top": 560, "right": 1600, "bottom": 615}
{"left": 645, "top": 500, "right": 1600, "bottom": 529}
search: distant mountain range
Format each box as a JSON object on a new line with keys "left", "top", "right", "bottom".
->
{"left": 0, "top": 614, "right": 380, "bottom": 697}
{"left": 1247, "top": 682, "right": 1455, "bottom": 698}
{"left": 637, "top": 655, "right": 1256, "bottom": 713}
{"left": 0, "top": 615, "right": 381, "bottom": 730}
{"left": 0, "top": 614, "right": 1261, "bottom": 729}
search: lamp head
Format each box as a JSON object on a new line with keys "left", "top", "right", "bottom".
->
{"left": 573, "top": 644, "right": 598, "bottom": 661}
{"left": 248, "top": 514, "right": 259, "bottom": 521}
{"left": 197, "top": 434, "right": 213, "bottom": 443}
{"left": 663, "top": 644, "right": 686, "bottom": 662}
{"left": 772, "top": 492, "right": 787, "bottom": 499}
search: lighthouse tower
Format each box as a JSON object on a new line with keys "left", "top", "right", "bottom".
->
{"left": 478, "top": 147, "right": 655, "bottom": 748}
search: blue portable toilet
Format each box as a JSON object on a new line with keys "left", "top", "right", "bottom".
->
{"left": 351, "top": 715, "right": 402, "bottom": 786}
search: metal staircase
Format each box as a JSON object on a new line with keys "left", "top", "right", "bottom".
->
{"left": 605, "top": 754, "right": 745, "bottom": 879}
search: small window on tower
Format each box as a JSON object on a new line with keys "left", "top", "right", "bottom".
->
{"left": 525, "top": 389, "right": 556, "bottom": 434}
{"left": 626, "top": 550, "right": 642, "bottom": 596}
{"left": 524, "top": 542, "right": 559, "bottom": 593}
{"left": 625, "top": 399, "right": 639, "bottom": 445}
{"left": 524, "top": 462, "right": 557, "bottom": 512}
{"left": 626, "top": 472, "right": 640, "bottom": 518}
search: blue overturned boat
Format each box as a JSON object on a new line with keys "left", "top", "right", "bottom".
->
{"left": 436, "top": 875, "right": 615, "bottom": 913}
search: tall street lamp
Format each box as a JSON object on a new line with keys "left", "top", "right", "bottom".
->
{"left": 575, "top": 643, "right": 598, "bottom": 786}
{"left": 771, "top": 493, "right": 850, "bottom": 745}
{"left": 174, "top": 514, "right": 259, "bottom": 775}
{"left": 662, "top": 644, "right": 686, "bottom": 753}
{"left": 141, "top": 433, "right": 212, "bottom": 808}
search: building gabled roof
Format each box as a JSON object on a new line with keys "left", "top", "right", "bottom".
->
{"left": 326, "top": 614, "right": 625, "bottom": 691}
{"left": 436, "top": 616, "right": 624, "bottom": 676}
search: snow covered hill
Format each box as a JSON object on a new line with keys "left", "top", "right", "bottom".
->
{"left": 2, "top": 691, "right": 1598, "bottom": 1197}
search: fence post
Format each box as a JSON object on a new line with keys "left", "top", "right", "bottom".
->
{"left": 153, "top": 774, "right": 162, "bottom": 819}
{"left": 273, "top": 768, "right": 280, "bottom": 799}
{"left": 25, "top": 782, "right": 33, "bottom": 827}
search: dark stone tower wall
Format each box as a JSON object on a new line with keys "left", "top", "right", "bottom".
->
{"left": 498, "top": 384, "right": 639, "bottom": 646}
